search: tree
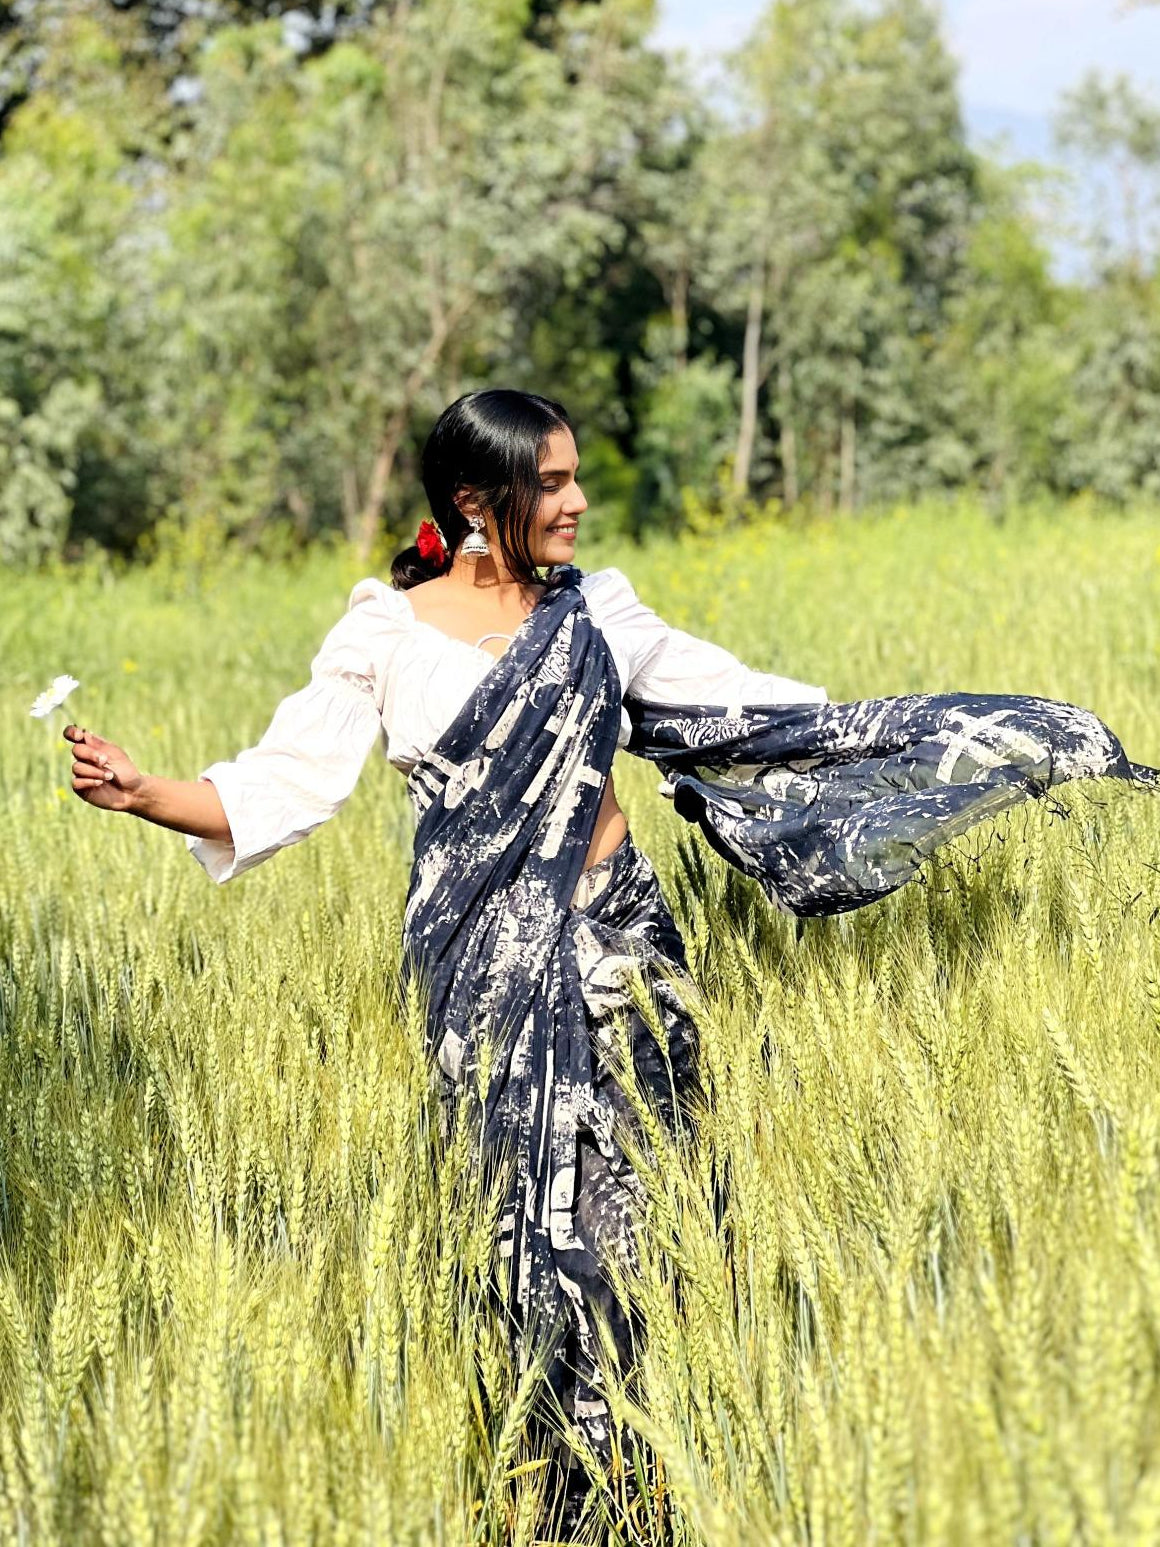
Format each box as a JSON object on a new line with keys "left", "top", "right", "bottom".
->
{"left": 1060, "top": 272, "right": 1160, "bottom": 501}
{"left": 708, "top": 0, "right": 977, "bottom": 510}
{"left": 708, "top": 0, "right": 847, "bottom": 502}
{"left": 932, "top": 161, "right": 1072, "bottom": 501}
{"left": 147, "top": 0, "right": 662, "bottom": 559}
{"left": 0, "top": 11, "right": 164, "bottom": 562}
{"left": 1056, "top": 71, "right": 1160, "bottom": 273}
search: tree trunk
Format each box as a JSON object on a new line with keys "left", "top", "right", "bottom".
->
{"left": 356, "top": 415, "right": 406, "bottom": 563}
{"left": 733, "top": 272, "right": 764, "bottom": 496}
{"left": 817, "top": 429, "right": 835, "bottom": 518}
{"left": 778, "top": 361, "right": 798, "bottom": 508}
{"left": 287, "top": 487, "right": 313, "bottom": 545}
{"left": 781, "top": 422, "right": 799, "bottom": 508}
{"left": 733, "top": 260, "right": 766, "bottom": 497}
{"left": 352, "top": 290, "right": 477, "bottom": 558}
{"left": 671, "top": 266, "right": 690, "bottom": 370}
{"left": 730, "top": 256, "right": 767, "bottom": 491}
{"left": 341, "top": 465, "right": 362, "bottom": 544}
{"left": 839, "top": 408, "right": 856, "bottom": 515}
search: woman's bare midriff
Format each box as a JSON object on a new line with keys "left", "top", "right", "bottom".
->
{"left": 584, "top": 775, "right": 629, "bottom": 870}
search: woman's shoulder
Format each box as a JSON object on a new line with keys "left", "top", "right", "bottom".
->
{"left": 346, "top": 574, "right": 415, "bottom": 622}
{"left": 312, "top": 576, "right": 415, "bottom": 676}
{"left": 308, "top": 577, "right": 416, "bottom": 697}
{"left": 579, "top": 565, "right": 662, "bottom": 626}
{"left": 578, "top": 565, "right": 638, "bottom": 603}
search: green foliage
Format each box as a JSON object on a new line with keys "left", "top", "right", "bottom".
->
{"left": 931, "top": 163, "right": 1076, "bottom": 500}
{"left": 1057, "top": 69, "right": 1160, "bottom": 269}
{"left": 1, "top": 0, "right": 1160, "bottom": 567}
{"left": 697, "top": 0, "right": 981, "bottom": 509}
{"left": 0, "top": 14, "right": 166, "bottom": 564}
{"left": 1061, "top": 271, "right": 1160, "bottom": 502}
{"left": 0, "top": 379, "right": 101, "bottom": 566}
{"left": 632, "top": 345, "right": 738, "bottom": 531}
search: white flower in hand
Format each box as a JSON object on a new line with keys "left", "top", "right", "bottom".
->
{"left": 30, "top": 675, "right": 81, "bottom": 719}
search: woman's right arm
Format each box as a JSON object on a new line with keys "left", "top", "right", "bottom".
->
{"left": 64, "top": 727, "right": 232, "bottom": 838}
{"left": 63, "top": 577, "right": 410, "bottom": 882}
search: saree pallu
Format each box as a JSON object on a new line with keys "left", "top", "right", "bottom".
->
{"left": 400, "top": 565, "right": 1157, "bottom": 1464}
{"left": 628, "top": 692, "right": 1159, "bottom": 917}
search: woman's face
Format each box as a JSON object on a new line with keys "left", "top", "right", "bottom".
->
{"left": 528, "top": 426, "right": 587, "bottom": 568}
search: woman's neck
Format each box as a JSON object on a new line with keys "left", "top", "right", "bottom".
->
{"left": 445, "top": 555, "right": 543, "bottom": 598}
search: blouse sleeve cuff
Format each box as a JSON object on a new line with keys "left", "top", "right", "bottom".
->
{"left": 183, "top": 766, "right": 282, "bottom": 885}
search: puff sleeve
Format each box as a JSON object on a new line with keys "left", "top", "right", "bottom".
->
{"left": 590, "top": 567, "right": 827, "bottom": 709}
{"left": 185, "top": 578, "right": 409, "bottom": 883}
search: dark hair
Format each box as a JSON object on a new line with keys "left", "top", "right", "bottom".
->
{"left": 391, "top": 388, "right": 574, "bottom": 590}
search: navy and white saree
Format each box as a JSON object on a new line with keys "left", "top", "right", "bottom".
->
{"left": 399, "top": 563, "right": 1156, "bottom": 1460}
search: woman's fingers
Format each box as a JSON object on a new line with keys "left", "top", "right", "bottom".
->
{"left": 64, "top": 724, "right": 108, "bottom": 750}
{"left": 73, "top": 757, "right": 115, "bottom": 784}
{"left": 63, "top": 726, "right": 112, "bottom": 767}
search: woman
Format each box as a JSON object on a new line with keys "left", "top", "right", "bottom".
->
{"left": 64, "top": 388, "right": 1155, "bottom": 1507}
{"left": 62, "top": 389, "right": 828, "bottom": 1479}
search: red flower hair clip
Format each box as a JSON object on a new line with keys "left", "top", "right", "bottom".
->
{"left": 416, "top": 518, "right": 448, "bottom": 564}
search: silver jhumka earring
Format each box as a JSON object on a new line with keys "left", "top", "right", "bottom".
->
{"left": 461, "top": 512, "right": 490, "bottom": 559}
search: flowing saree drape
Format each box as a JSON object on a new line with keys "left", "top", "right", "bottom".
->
{"left": 627, "top": 693, "right": 1159, "bottom": 918}
{"left": 400, "top": 564, "right": 1157, "bottom": 1448}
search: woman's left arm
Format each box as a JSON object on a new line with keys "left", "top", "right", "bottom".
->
{"left": 592, "top": 567, "right": 828, "bottom": 709}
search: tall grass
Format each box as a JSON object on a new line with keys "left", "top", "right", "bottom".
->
{"left": 2, "top": 501, "right": 1159, "bottom": 1543}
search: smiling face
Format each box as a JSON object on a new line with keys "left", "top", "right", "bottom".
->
{"left": 528, "top": 426, "right": 587, "bottom": 568}
{"left": 452, "top": 421, "right": 588, "bottom": 581}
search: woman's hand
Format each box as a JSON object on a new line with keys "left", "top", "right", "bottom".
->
{"left": 63, "top": 724, "right": 143, "bottom": 813}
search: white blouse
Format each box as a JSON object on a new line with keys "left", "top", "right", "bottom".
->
{"left": 185, "top": 566, "right": 827, "bottom": 884}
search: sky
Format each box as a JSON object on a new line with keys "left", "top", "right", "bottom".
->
{"left": 654, "top": 0, "right": 1160, "bottom": 161}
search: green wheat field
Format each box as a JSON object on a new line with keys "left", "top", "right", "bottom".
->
{"left": 3, "top": 501, "right": 1160, "bottom": 1545}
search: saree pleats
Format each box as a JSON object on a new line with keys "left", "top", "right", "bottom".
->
{"left": 543, "top": 833, "right": 697, "bottom": 1457}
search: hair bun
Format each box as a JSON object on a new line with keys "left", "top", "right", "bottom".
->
{"left": 391, "top": 541, "right": 449, "bottom": 591}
